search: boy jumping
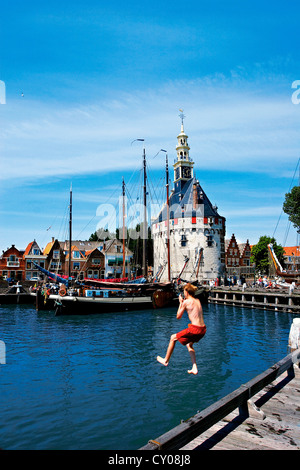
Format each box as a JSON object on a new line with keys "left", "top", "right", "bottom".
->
{"left": 156, "top": 283, "right": 206, "bottom": 375}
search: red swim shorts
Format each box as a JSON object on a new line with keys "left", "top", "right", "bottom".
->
{"left": 176, "top": 324, "right": 206, "bottom": 345}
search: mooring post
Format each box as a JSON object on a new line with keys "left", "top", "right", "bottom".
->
{"left": 289, "top": 318, "right": 300, "bottom": 352}
{"left": 288, "top": 319, "right": 300, "bottom": 371}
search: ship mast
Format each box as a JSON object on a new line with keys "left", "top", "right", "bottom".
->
{"left": 131, "top": 138, "right": 147, "bottom": 278}
{"left": 142, "top": 146, "right": 147, "bottom": 278}
{"left": 122, "top": 178, "right": 126, "bottom": 279}
{"left": 68, "top": 183, "right": 72, "bottom": 282}
{"left": 161, "top": 149, "right": 171, "bottom": 281}
{"left": 166, "top": 153, "right": 171, "bottom": 281}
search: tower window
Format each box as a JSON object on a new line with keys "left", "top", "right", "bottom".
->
{"left": 181, "top": 235, "right": 187, "bottom": 247}
{"left": 207, "top": 235, "right": 213, "bottom": 247}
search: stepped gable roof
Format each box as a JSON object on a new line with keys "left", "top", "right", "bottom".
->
{"left": 153, "top": 177, "right": 221, "bottom": 224}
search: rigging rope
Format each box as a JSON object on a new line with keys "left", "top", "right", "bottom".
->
{"left": 272, "top": 157, "right": 300, "bottom": 240}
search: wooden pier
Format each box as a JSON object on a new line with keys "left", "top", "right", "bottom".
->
{"left": 140, "top": 349, "right": 300, "bottom": 450}
{"left": 0, "top": 285, "right": 33, "bottom": 305}
{"left": 208, "top": 287, "right": 300, "bottom": 313}
{"left": 181, "top": 365, "right": 300, "bottom": 450}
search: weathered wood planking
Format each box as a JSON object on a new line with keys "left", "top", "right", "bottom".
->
{"left": 181, "top": 366, "right": 300, "bottom": 450}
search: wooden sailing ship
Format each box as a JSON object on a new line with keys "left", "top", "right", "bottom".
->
{"left": 34, "top": 148, "right": 176, "bottom": 315}
{"left": 268, "top": 243, "right": 300, "bottom": 285}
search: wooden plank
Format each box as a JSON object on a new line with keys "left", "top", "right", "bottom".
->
{"left": 181, "top": 366, "right": 300, "bottom": 450}
{"left": 140, "top": 351, "right": 300, "bottom": 450}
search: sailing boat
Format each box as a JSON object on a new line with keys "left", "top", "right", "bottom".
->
{"left": 267, "top": 159, "right": 300, "bottom": 286}
{"left": 34, "top": 151, "right": 176, "bottom": 315}
{"left": 268, "top": 243, "right": 300, "bottom": 285}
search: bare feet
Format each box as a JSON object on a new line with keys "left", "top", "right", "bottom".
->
{"left": 157, "top": 356, "right": 169, "bottom": 366}
{"left": 187, "top": 365, "right": 198, "bottom": 375}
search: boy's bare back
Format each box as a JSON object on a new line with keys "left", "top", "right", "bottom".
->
{"left": 180, "top": 296, "right": 205, "bottom": 327}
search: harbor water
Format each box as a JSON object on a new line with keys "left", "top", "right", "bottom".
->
{"left": 0, "top": 302, "right": 296, "bottom": 450}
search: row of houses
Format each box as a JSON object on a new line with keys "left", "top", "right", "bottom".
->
{"left": 0, "top": 238, "right": 133, "bottom": 282}
{"left": 1, "top": 234, "right": 299, "bottom": 282}
{"left": 225, "top": 233, "right": 300, "bottom": 276}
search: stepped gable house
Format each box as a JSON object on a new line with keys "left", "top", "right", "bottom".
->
{"left": 225, "top": 234, "right": 252, "bottom": 277}
{"left": 151, "top": 116, "right": 226, "bottom": 283}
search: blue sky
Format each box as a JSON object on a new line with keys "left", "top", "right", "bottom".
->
{"left": 1, "top": 0, "right": 300, "bottom": 253}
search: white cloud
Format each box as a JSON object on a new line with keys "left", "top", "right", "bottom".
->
{"left": 1, "top": 76, "right": 299, "bottom": 183}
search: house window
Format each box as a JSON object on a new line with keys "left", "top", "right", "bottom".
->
{"left": 53, "top": 250, "right": 60, "bottom": 259}
{"left": 33, "top": 249, "right": 40, "bottom": 255}
{"left": 73, "top": 262, "right": 80, "bottom": 270}
{"left": 50, "top": 262, "right": 61, "bottom": 269}
{"left": 73, "top": 251, "right": 80, "bottom": 258}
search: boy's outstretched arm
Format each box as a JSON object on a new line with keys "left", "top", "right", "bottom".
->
{"left": 177, "top": 295, "right": 186, "bottom": 319}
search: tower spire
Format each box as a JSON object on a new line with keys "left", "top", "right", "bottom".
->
{"left": 179, "top": 108, "right": 185, "bottom": 131}
{"left": 173, "top": 111, "right": 194, "bottom": 191}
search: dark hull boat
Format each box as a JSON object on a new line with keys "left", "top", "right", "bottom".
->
{"left": 34, "top": 281, "right": 176, "bottom": 315}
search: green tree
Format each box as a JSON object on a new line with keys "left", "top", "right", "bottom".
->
{"left": 251, "top": 236, "right": 284, "bottom": 275}
{"left": 89, "top": 228, "right": 114, "bottom": 241}
{"left": 283, "top": 186, "right": 300, "bottom": 233}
